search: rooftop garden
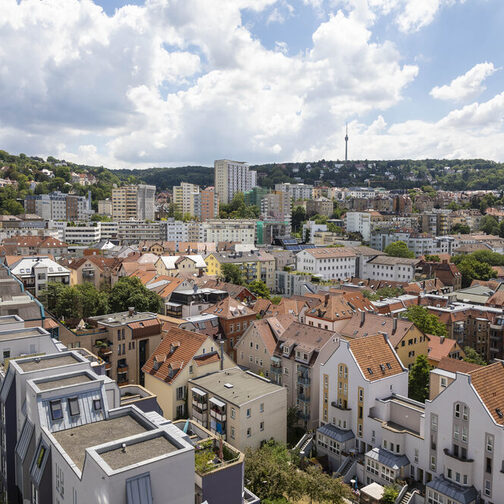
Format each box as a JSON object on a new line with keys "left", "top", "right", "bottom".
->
{"left": 194, "top": 439, "right": 240, "bottom": 474}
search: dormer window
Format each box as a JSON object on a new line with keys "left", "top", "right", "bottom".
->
{"left": 283, "top": 346, "right": 290, "bottom": 355}
{"left": 68, "top": 397, "right": 80, "bottom": 417}
{"left": 50, "top": 400, "right": 63, "bottom": 421}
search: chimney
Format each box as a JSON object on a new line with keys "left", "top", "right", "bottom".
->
{"left": 128, "top": 307, "right": 135, "bottom": 317}
{"left": 360, "top": 311, "right": 365, "bottom": 327}
{"left": 392, "top": 317, "right": 397, "bottom": 334}
{"left": 440, "top": 336, "right": 445, "bottom": 344}
{"left": 219, "top": 339, "right": 224, "bottom": 370}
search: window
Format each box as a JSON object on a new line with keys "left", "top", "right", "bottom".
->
{"left": 431, "top": 414, "right": 438, "bottom": 432}
{"left": 176, "top": 386, "right": 185, "bottom": 400}
{"left": 260, "top": 403, "right": 264, "bottom": 413}
{"left": 36, "top": 446, "right": 46, "bottom": 468}
{"left": 440, "top": 377, "right": 447, "bottom": 388}
{"left": 231, "top": 427, "right": 235, "bottom": 439}
{"left": 486, "top": 457, "right": 492, "bottom": 474}
{"left": 430, "top": 455, "right": 436, "bottom": 471}
{"left": 68, "top": 397, "right": 80, "bottom": 417}
{"left": 249, "top": 356, "right": 253, "bottom": 362}
{"left": 231, "top": 408, "right": 235, "bottom": 419}
{"left": 189, "top": 365, "right": 193, "bottom": 374}
{"left": 247, "top": 427, "right": 251, "bottom": 437}
{"left": 486, "top": 434, "right": 494, "bottom": 452}
{"left": 260, "top": 421, "right": 264, "bottom": 431}
{"left": 358, "top": 389, "right": 364, "bottom": 402}
{"left": 50, "top": 400, "right": 63, "bottom": 421}
{"left": 485, "top": 480, "right": 492, "bottom": 496}
{"left": 93, "top": 398, "right": 102, "bottom": 411}
{"left": 246, "top": 408, "right": 251, "bottom": 418}
{"left": 176, "top": 404, "right": 185, "bottom": 418}
{"left": 2, "top": 350, "right": 10, "bottom": 360}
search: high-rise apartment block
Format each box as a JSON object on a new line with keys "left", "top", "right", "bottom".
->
{"left": 214, "top": 159, "right": 257, "bottom": 204}
{"left": 198, "top": 186, "right": 220, "bottom": 220}
{"left": 112, "top": 184, "right": 155, "bottom": 221}
{"left": 261, "top": 190, "right": 292, "bottom": 225}
{"left": 25, "top": 191, "right": 92, "bottom": 221}
{"left": 275, "top": 183, "right": 313, "bottom": 200}
{"left": 173, "top": 182, "right": 200, "bottom": 217}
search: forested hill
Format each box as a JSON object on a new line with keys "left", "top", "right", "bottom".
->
{"left": 2, "top": 148, "right": 504, "bottom": 216}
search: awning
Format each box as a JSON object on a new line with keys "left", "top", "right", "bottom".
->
{"left": 191, "top": 387, "right": 207, "bottom": 396}
{"left": 209, "top": 397, "right": 226, "bottom": 408}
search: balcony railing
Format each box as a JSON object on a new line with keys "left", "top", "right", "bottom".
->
{"left": 210, "top": 409, "right": 226, "bottom": 422}
{"left": 298, "top": 375, "right": 310, "bottom": 385}
{"left": 118, "top": 365, "right": 128, "bottom": 373}
{"left": 443, "top": 448, "right": 473, "bottom": 463}
{"left": 192, "top": 398, "right": 208, "bottom": 410}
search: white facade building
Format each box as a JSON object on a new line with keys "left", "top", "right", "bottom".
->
{"left": 345, "top": 212, "right": 373, "bottom": 241}
{"left": 274, "top": 183, "right": 314, "bottom": 200}
{"left": 214, "top": 159, "right": 257, "bottom": 204}
{"left": 296, "top": 248, "right": 357, "bottom": 281}
{"left": 203, "top": 219, "right": 256, "bottom": 244}
{"left": 362, "top": 256, "right": 419, "bottom": 282}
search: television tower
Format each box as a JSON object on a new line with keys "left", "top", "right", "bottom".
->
{"left": 344, "top": 123, "right": 349, "bottom": 163}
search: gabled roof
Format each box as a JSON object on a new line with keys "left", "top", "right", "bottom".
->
{"left": 157, "top": 255, "right": 206, "bottom": 270}
{"left": 202, "top": 297, "right": 255, "bottom": 319}
{"left": 239, "top": 315, "right": 295, "bottom": 356}
{"left": 340, "top": 313, "right": 418, "bottom": 348}
{"left": 349, "top": 333, "right": 404, "bottom": 381}
{"left": 306, "top": 293, "right": 357, "bottom": 322}
{"left": 427, "top": 335, "right": 460, "bottom": 363}
{"left": 275, "top": 321, "right": 335, "bottom": 357}
{"left": 142, "top": 327, "right": 213, "bottom": 383}
{"left": 470, "top": 362, "right": 504, "bottom": 425}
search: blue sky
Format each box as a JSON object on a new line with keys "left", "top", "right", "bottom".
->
{"left": 1, "top": 0, "right": 504, "bottom": 167}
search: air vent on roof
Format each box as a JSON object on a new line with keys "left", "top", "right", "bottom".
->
{"left": 224, "top": 383, "right": 233, "bottom": 389}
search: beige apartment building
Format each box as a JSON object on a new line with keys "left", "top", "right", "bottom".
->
{"left": 173, "top": 182, "right": 200, "bottom": 217}
{"left": 112, "top": 184, "right": 155, "bottom": 220}
{"left": 143, "top": 327, "right": 235, "bottom": 419}
{"left": 59, "top": 309, "right": 162, "bottom": 386}
{"left": 189, "top": 367, "right": 287, "bottom": 451}
{"left": 214, "top": 159, "right": 257, "bottom": 204}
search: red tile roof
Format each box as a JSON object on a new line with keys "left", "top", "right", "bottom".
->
{"left": 470, "top": 362, "right": 504, "bottom": 425}
{"left": 437, "top": 357, "right": 481, "bottom": 374}
{"left": 427, "top": 335, "right": 459, "bottom": 363}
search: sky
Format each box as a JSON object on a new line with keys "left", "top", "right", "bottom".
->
{"left": 1, "top": 0, "right": 504, "bottom": 169}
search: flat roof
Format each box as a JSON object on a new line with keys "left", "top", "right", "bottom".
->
{"left": 36, "top": 374, "right": 93, "bottom": 391}
{"left": 190, "top": 367, "right": 282, "bottom": 405}
{"left": 90, "top": 311, "right": 157, "bottom": 327}
{"left": 0, "top": 315, "right": 22, "bottom": 325}
{"left": 100, "top": 435, "right": 178, "bottom": 470}
{"left": 53, "top": 415, "right": 148, "bottom": 471}
{"left": 17, "top": 354, "right": 80, "bottom": 372}
{"left": 0, "top": 328, "right": 46, "bottom": 342}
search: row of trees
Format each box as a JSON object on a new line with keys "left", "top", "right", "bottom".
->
{"left": 41, "top": 277, "right": 163, "bottom": 320}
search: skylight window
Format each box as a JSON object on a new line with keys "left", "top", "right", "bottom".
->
{"left": 50, "top": 399, "right": 63, "bottom": 421}
{"left": 386, "top": 363, "right": 392, "bottom": 369}
{"left": 367, "top": 368, "right": 373, "bottom": 375}
{"left": 68, "top": 397, "right": 80, "bottom": 417}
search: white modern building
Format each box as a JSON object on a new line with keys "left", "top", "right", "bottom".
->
{"left": 345, "top": 211, "right": 375, "bottom": 242}
{"left": 362, "top": 256, "right": 420, "bottom": 283}
{"left": 296, "top": 247, "right": 357, "bottom": 281}
{"left": 203, "top": 219, "right": 256, "bottom": 244}
{"left": 214, "top": 160, "right": 257, "bottom": 204}
{"left": 275, "top": 183, "right": 314, "bottom": 200}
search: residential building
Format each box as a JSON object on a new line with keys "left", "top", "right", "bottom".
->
{"left": 306, "top": 198, "right": 333, "bottom": 217}
{"left": 25, "top": 191, "right": 92, "bottom": 221}
{"left": 371, "top": 231, "right": 456, "bottom": 257}
{"left": 173, "top": 182, "right": 200, "bottom": 217}
{"left": 198, "top": 186, "right": 219, "bottom": 220}
{"left": 427, "top": 335, "right": 465, "bottom": 367}
{"left": 155, "top": 255, "right": 207, "bottom": 277}
{"left": 202, "top": 297, "right": 256, "bottom": 358}
{"left": 316, "top": 334, "right": 408, "bottom": 471}
{"left": 165, "top": 286, "right": 228, "bottom": 319}
{"left": 214, "top": 159, "right": 257, "bottom": 204}
{"left": 8, "top": 256, "right": 70, "bottom": 296}
{"left": 65, "top": 256, "right": 119, "bottom": 289}
{"left": 244, "top": 186, "right": 269, "bottom": 207}
{"left": 362, "top": 255, "right": 420, "bottom": 283}
{"left": 59, "top": 309, "right": 163, "bottom": 386}
{"left": 165, "top": 219, "right": 205, "bottom": 242}
{"left": 2, "top": 236, "right": 68, "bottom": 257}
{"left": 345, "top": 211, "right": 382, "bottom": 242}
{"left": 338, "top": 312, "right": 429, "bottom": 369}
{"left": 142, "top": 327, "right": 235, "bottom": 420}
{"left": 261, "top": 190, "right": 292, "bottom": 226}
{"left": 112, "top": 184, "right": 155, "bottom": 221}
{"left": 428, "top": 357, "right": 481, "bottom": 400}
{"left": 274, "top": 183, "right": 313, "bottom": 200}
{"left": 235, "top": 315, "right": 295, "bottom": 378}
{"left": 296, "top": 247, "right": 357, "bottom": 281}
{"left": 97, "top": 198, "right": 112, "bottom": 216}
{"left": 117, "top": 220, "right": 165, "bottom": 242}
{"left": 189, "top": 367, "right": 287, "bottom": 451}
{"left": 63, "top": 222, "right": 101, "bottom": 245}
{"left": 419, "top": 259, "right": 463, "bottom": 291}
{"left": 203, "top": 219, "right": 256, "bottom": 244}
{"left": 270, "top": 322, "right": 340, "bottom": 430}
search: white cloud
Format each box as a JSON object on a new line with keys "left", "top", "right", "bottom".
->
{"left": 430, "top": 62, "right": 498, "bottom": 102}
{"left": 0, "top": 0, "right": 421, "bottom": 167}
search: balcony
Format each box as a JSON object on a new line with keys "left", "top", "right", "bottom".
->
{"left": 117, "top": 376, "right": 129, "bottom": 385}
{"left": 331, "top": 401, "right": 351, "bottom": 411}
{"left": 297, "top": 375, "right": 311, "bottom": 385}
{"left": 210, "top": 409, "right": 226, "bottom": 422}
{"left": 117, "top": 364, "right": 128, "bottom": 373}
{"left": 192, "top": 397, "right": 208, "bottom": 410}
{"left": 271, "top": 366, "right": 282, "bottom": 375}
{"left": 298, "top": 393, "right": 310, "bottom": 403}
{"left": 104, "top": 362, "right": 111, "bottom": 371}
{"left": 444, "top": 448, "right": 474, "bottom": 464}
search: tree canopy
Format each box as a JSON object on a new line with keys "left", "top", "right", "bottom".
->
{"left": 463, "top": 346, "right": 487, "bottom": 366}
{"left": 108, "top": 276, "right": 163, "bottom": 313}
{"left": 248, "top": 280, "right": 271, "bottom": 299}
{"left": 219, "top": 192, "right": 260, "bottom": 219}
{"left": 452, "top": 253, "right": 499, "bottom": 287}
{"left": 220, "top": 263, "right": 244, "bottom": 285}
{"left": 405, "top": 305, "right": 447, "bottom": 337}
{"left": 384, "top": 241, "right": 415, "bottom": 258}
{"left": 408, "top": 355, "right": 431, "bottom": 403}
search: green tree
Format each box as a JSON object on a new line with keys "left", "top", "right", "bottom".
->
{"left": 108, "top": 276, "right": 163, "bottom": 313}
{"left": 384, "top": 240, "right": 415, "bottom": 258}
{"left": 405, "top": 305, "right": 447, "bottom": 337}
{"left": 271, "top": 295, "right": 282, "bottom": 305}
{"left": 381, "top": 485, "right": 400, "bottom": 504}
{"left": 408, "top": 354, "right": 431, "bottom": 403}
{"left": 292, "top": 206, "right": 307, "bottom": 232}
{"left": 424, "top": 254, "right": 441, "bottom": 262}
{"left": 452, "top": 256, "right": 497, "bottom": 287}
{"left": 248, "top": 280, "right": 271, "bottom": 299}
{"left": 479, "top": 215, "right": 499, "bottom": 235}
{"left": 220, "top": 263, "right": 244, "bottom": 285}
{"left": 451, "top": 223, "right": 470, "bottom": 234}
{"left": 363, "top": 286, "right": 404, "bottom": 301}
{"left": 463, "top": 346, "right": 487, "bottom": 366}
